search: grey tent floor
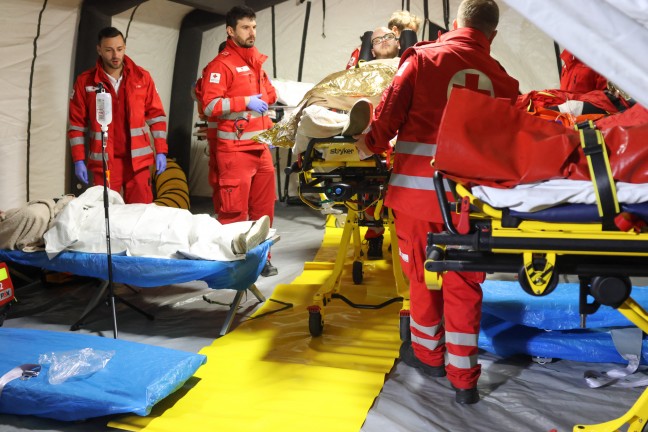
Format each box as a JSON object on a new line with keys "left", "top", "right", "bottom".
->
{"left": 1, "top": 201, "right": 645, "bottom": 432}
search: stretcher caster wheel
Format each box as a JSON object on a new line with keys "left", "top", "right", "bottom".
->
{"left": 399, "top": 314, "right": 411, "bottom": 342}
{"left": 309, "top": 310, "right": 324, "bottom": 337}
{"left": 518, "top": 267, "right": 558, "bottom": 297}
{"left": 352, "top": 261, "right": 363, "bottom": 284}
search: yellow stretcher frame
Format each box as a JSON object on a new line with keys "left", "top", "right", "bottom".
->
{"left": 294, "top": 136, "right": 409, "bottom": 339}
{"left": 424, "top": 178, "right": 648, "bottom": 431}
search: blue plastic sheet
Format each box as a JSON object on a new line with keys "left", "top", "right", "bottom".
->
{"left": 0, "top": 328, "right": 206, "bottom": 421}
{"left": 479, "top": 280, "right": 648, "bottom": 363}
{"left": 0, "top": 239, "right": 271, "bottom": 291}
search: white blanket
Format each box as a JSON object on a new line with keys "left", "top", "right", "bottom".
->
{"left": 472, "top": 179, "right": 648, "bottom": 212}
{"left": 44, "top": 187, "right": 272, "bottom": 261}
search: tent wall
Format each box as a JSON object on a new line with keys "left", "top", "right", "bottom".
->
{"left": 1, "top": 0, "right": 562, "bottom": 209}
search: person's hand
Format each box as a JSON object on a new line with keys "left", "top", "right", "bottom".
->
{"left": 353, "top": 133, "right": 373, "bottom": 159}
{"left": 156, "top": 153, "right": 167, "bottom": 175}
{"left": 74, "top": 160, "right": 88, "bottom": 184}
{"left": 247, "top": 94, "right": 268, "bottom": 114}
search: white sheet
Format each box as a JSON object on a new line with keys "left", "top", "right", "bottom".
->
{"left": 43, "top": 186, "right": 272, "bottom": 261}
{"left": 472, "top": 179, "right": 648, "bottom": 212}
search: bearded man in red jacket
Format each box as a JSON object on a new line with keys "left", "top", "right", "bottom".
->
{"left": 196, "top": 6, "right": 278, "bottom": 277}
{"left": 355, "top": 0, "right": 519, "bottom": 404}
{"left": 68, "top": 27, "right": 168, "bottom": 204}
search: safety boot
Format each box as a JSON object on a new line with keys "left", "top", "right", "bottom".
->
{"left": 261, "top": 260, "right": 278, "bottom": 277}
{"left": 399, "top": 340, "right": 446, "bottom": 377}
{"left": 454, "top": 387, "right": 480, "bottom": 405}
{"left": 366, "top": 235, "right": 384, "bottom": 260}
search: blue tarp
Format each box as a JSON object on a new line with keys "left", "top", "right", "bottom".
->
{"left": 479, "top": 280, "right": 648, "bottom": 363}
{"left": 0, "top": 328, "right": 206, "bottom": 421}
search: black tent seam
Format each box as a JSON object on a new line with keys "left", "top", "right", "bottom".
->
{"left": 125, "top": 3, "right": 141, "bottom": 41}
{"left": 27, "top": 0, "right": 49, "bottom": 201}
{"left": 321, "top": 0, "right": 326, "bottom": 38}
{"left": 553, "top": 41, "right": 562, "bottom": 81}
{"left": 271, "top": 6, "right": 277, "bottom": 78}
{"left": 297, "top": 1, "right": 311, "bottom": 82}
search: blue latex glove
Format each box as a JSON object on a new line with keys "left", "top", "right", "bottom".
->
{"left": 74, "top": 160, "right": 88, "bottom": 184}
{"left": 247, "top": 94, "right": 268, "bottom": 114}
{"left": 156, "top": 153, "right": 167, "bottom": 175}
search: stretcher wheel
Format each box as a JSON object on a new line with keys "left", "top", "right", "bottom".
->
{"left": 518, "top": 267, "right": 558, "bottom": 297}
{"left": 590, "top": 276, "right": 631, "bottom": 308}
{"left": 352, "top": 261, "right": 363, "bottom": 284}
{"left": 399, "top": 315, "right": 411, "bottom": 342}
{"left": 309, "top": 311, "right": 324, "bottom": 337}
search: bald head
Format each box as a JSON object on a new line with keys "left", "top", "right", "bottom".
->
{"left": 456, "top": 0, "right": 499, "bottom": 40}
{"left": 371, "top": 26, "right": 400, "bottom": 60}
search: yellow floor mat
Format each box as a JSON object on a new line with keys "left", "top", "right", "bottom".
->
{"left": 110, "top": 224, "right": 402, "bottom": 432}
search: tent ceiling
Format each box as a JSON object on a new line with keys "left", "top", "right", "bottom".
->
{"left": 168, "top": 0, "right": 288, "bottom": 15}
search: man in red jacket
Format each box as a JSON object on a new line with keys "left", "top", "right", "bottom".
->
{"left": 196, "top": 6, "right": 278, "bottom": 277}
{"left": 68, "top": 27, "right": 167, "bottom": 204}
{"left": 355, "top": 0, "right": 519, "bottom": 404}
{"left": 560, "top": 49, "right": 608, "bottom": 94}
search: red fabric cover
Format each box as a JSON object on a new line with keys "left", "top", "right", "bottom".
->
{"left": 435, "top": 89, "right": 648, "bottom": 188}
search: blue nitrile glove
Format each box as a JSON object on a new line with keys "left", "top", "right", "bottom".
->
{"left": 74, "top": 160, "right": 88, "bottom": 184}
{"left": 156, "top": 153, "right": 167, "bottom": 175}
{"left": 247, "top": 94, "right": 268, "bottom": 114}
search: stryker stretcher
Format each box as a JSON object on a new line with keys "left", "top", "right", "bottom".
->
{"left": 424, "top": 120, "right": 648, "bottom": 430}
{"left": 292, "top": 136, "right": 409, "bottom": 338}
{"left": 0, "top": 239, "right": 272, "bottom": 336}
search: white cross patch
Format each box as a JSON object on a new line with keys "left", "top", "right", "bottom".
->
{"left": 236, "top": 66, "right": 251, "bottom": 73}
{"left": 446, "top": 68, "right": 494, "bottom": 99}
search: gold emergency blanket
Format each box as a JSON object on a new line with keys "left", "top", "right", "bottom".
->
{"left": 256, "top": 62, "right": 397, "bottom": 149}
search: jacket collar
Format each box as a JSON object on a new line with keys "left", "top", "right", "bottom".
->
{"left": 223, "top": 38, "right": 267, "bottom": 70}
{"left": 93, "top": 54, "right": 141, "bottom": 85}
{"left": 437, "top": 27, "right": 492, "bottom": 54}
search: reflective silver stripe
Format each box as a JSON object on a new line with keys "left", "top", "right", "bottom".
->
{"left": 395, "top": 141, "right": 437, "bottom": 157}
{"left": 146, "top": 116, "right": 166, "bottom": 125}
{"left": 219, "top": 110, "right": 265, "bottom": 120}
{"left": 151, "top": 130, "right": 167, "bottom": 139}
{"left": 130, "top": 127, "right": 146, "bottom": 137}
{"left": 207, "top": 122, "right": 219, "bottom": 129}
{"left": 68, "top": 125, "right": 88, "bottom": 132}
{"left": 89, "top": 152, "right": 103, "bottom": 161}
{"left": 69, "top": 137, "right": 85, "bottom": 146}
{"left": 205, "top": 97, "right": 230, "bottom": 117}
{"left": 445, "top": 331, "right": 478, "bottom": 347}
{"left": 412, "top": 333, "right": 444, "bottom": 350}
{"left": 217, "top": 130, "right": 261, "bottom": 140}
{"left": 410, "top": 316, "right": 440, "bottom": 337}
{"left": 389, "top": 173, "right": 452, "bottom": 191}
{"left": 446, "top": 352, "right": 478, "bottom": 369}
{"left": 131, "top": 146, "right": 153, "bottom": 157}
{"left": 93, "top": 132, "right": 103, "bottom": 140}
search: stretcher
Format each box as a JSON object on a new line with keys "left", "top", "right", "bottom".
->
{"left": 424, "top": 121, "right": 648, "bottom": 431}
{"left": 0, "top": 238, "right": 272, "bottom": 336}
{"left": 292, "top": 136, "right": 409, "bottom": 338}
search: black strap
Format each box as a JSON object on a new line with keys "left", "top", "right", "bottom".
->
{"left": 578, "top": 122, "right": 620, "bottom": 231}
{"left": 297, "top": 1, "right": 311, "bottom": 82}
{"left": 553, "top": 41, "right": 562, "bottom": 82}
{"left": 423, "top": 0, "right": 429, "bottom": 40}
{"left": 443, "top": 0, "right": 450, "bottom": 31}
{"left": 271, "top": 6, "right": 277, "bottom": 78}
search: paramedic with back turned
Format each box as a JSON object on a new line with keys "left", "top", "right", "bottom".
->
{"left": 196, "top": 6, "right": 278, "bottom": 277}
{"left": 354, "top": 0, "right": 519, "bottom": 404}
{"left": 68, "top": 27, "right": 168, "bottom": 204}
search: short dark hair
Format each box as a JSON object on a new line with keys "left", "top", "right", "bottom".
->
{"left": 97, "top": 27, "right": 125, "bottom": 44}
{"left": 226, "top": 6, "right": 256, "bottom": 29}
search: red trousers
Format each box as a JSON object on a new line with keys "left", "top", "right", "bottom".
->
{"left": 92, "top": 156, "right": 152, "bottom": 204}
{"left": 209, "top": 147, "right": 276, "bottom": 225}
{"left": 395, "top": 210, "right": 484, "bottom": 389}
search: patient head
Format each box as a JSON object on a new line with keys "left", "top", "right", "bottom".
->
{"left": 456, "top": 0, "right": 499, "bottom": 41}
{"left": 371, "top": 27, "right": 400, "bottom": 60}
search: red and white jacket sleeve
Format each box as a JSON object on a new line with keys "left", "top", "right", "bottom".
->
{"left": 199, "top": 62, "right": 247, "bottom": 119}
{"left": 143, "top": 72, "right": 168, "bottom": 155}
{"left": 68, "top": 76, "right": 89, "bottom": 163}
{"left": 366, "top": 53, "right": 418, "bottom": 153}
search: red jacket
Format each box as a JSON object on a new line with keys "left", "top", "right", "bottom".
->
{"left": 560, "top": 49, "right": 608, "bottom": 94}
{"left": 365, "top": 28, "right": 519, "bottom": 222}
{"left": 197, "top": 38, "right": 277, "bottom": 152}
{"left": 68, "top": 56, "right": 168, "bottom": 172}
